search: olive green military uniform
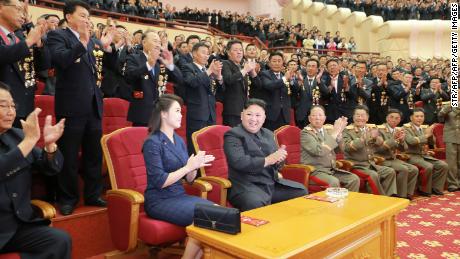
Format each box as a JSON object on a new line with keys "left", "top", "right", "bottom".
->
{"left": 375, "top": 124, "right": 419, "bottom": 198}
{"left": 343, "top": 124, "right": 397, "bottom": 196}
{"left": 438, "top": 105, "right": 460, "bottom": 190}
{"left": 300, "top": 125, "right": 360, "bottom": 192}
{"left": 404, "top": 123, "right": 447, "bottom": 194}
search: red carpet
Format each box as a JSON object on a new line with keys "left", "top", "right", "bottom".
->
{"left": 397, "top": 192, "right": 460, "bottom": 259}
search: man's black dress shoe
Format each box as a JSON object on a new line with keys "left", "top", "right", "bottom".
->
{"left": 60, "top": 204, "right": 75, "bottom": 216}
{"left": 448, "top": 187, "right": 459, "bottom": 192}
{"left": 418, "top": 191, "right": 431, "bottom": 197}
{"left": 432, "top": 189, "right": 444, "bottom": 195}
{"left": 85, "top": 198, "right": 107, "bottom": 207}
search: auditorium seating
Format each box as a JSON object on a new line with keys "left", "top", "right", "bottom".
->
{"left": 34, "top": 95, "right": 55, "bottom": 148}
{"left": 432, "top": 123, "right": 446, "bottom": 160}
{"left": 102, "top": 98, "right": 132, "bottom": 135}
{"left": 101, "top": 127, "right": 212, "bottom": 255}
{"left": 192, "top": 125, "right": 232, "bottom": 206}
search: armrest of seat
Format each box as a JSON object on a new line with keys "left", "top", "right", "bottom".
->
{"left": 106, "top": 189, "right": 144, "bottom": 252}
{"left": 31, "top": 200, "right": 56, "bottom": 219}
{"left": 280, "top": 164, "right": 314, "bottom": 188}
{"left": 183, "top": 179, "right": 213, "bottom": 199}
{"left": 373, "top": 155, "right": 385, "bottom": 165}
{"left": 198, "top": 176, "right": 231, "bottom": 206}
{"left": 396, "top": 153, "right": 410, "bottom": 161}
{"left": 337, "top": 160, "right": 354, "bottom": 172}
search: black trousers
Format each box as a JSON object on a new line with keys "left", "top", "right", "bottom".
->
{"left": 223, "top": 115, "right": 241, "bottom": 128}
{"left": 229, "top": 182, "right": 307, "bottom": 212}
{"left": 1, "top": 224, "right": 71, "bottom": 259}
{"left": 57, "top": 111, "right": 103, "bottom": 206}
{"left": 186, "top": 115, "right": 215, "bottom": 155}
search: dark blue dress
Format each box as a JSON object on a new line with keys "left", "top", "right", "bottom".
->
{"left": 143, "top": 131, "right": 213, "bottom": 226}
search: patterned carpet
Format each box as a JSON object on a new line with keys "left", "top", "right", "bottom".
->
{"left": 397, "top": 192, "right": 460, "bottom": 259}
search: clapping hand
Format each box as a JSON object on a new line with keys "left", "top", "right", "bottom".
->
{"left": 21, "top": 108, "right": 41, "bottom": 144}
{"left": 159, "top": 48, "right": 174, "bottom": 67}
{"left": 331, "top": 116, "right": 348, "bottom": 139}
{"left": 265, "top": 145, "right": 287, "bottom": 167}
{"left": 101, "top": 26, "right": 117, "bottom": 50}
{"left": 186, "top": 151, "right": 215, "bottom": 171}
{"left": 43, "top": 116, "right": 65, "bottom": 147}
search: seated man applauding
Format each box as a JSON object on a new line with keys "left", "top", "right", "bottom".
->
{"left": 0, "top": 82, "right": 71, "bottom": 258}
{"left": 224, "top": 98, "right": 307, "bottom": 211}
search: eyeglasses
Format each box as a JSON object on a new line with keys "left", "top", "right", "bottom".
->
{"left": 0, "top": 103, "right": 17, "bottom": 111}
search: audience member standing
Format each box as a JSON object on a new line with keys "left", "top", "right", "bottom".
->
{"left": 46, "top": 0, "right": 117, "bottom": 215}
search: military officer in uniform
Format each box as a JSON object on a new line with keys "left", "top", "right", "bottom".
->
{"left": 376, "top": 109, "right": 419, "bottom": 199}
{"left": 343, "top": 105, "right": 397, "bottom": 196}
{"left": 438, "top": 103, "right": 460, "bottom": 192}
{"left": 301, "top": 105, "right": 360, "bottom": 191}
{"left": 404, "top": 107, "right": 447, "bottom": 196}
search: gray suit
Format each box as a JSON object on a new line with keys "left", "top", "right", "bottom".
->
{"left": 300, "top": 125, "right": 360, "bottom": 191}
{"left": 224, "top": 125, "right": 307, "bottom": 211}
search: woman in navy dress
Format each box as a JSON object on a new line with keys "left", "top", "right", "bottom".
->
{"left": 143, "top": 94, "right": 215, "bottom": 258}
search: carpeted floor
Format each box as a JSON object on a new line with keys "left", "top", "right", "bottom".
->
{"left": 396, "top": 191, "right": 460, "bottom": 259}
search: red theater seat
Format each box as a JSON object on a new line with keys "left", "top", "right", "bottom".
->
{"left": 102, "top": 98, "right": 132, "bottom": 135}
{"left": 192, "top": 125, "right": 232, "bottom": 206}
{"left": 432, "top": 123, "right": 445, "bottom": 160}
{"left": 101, "top": 127, "right": 211, "bottom": 255}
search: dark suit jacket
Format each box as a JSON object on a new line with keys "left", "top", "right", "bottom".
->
{"left": 0, "top": 30, "right": 48, "bottom": 118}
{"left": 124, "top": 52, "right": 183, "bottom": 124}
{"left": 222, "top": 60, "right": 261, "bottom": 117}
{"left": 292, "top": 76, "right": 318, "bottom": 123}
{"left": 320, "top": 72, "right": 359, "bottom": 123}
{"left": 421, "top": 88, "right": 449, "bottom": 124}
{"left": 0, "top": 128, "right": 63, "bottom": 249}
{"left": 223, "top": 125, "right": 303, "bottom": 201}
{"left": 183, "top": 63, "right": 223, "bottom": 122}
{"left": 101, "top": 45, "right": 132, "bottom": 100}
{"left": 175, "top": 53, "right": 193, "bottom": 72}
{"left": 388, "top": 83, "right": 411, "bottom": 122}
{"left": 46, "top": 28, "right": 117, "bottom": 119}
{"left": 260, "top": 70, "right": 295, "bottom": 122}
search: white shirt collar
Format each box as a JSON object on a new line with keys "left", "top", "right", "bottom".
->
{"left": 0, "top": 25, "right": 12, "bottom": 35}
{"left": 68, "top": 27, "right": 80, "bottom": 40}
{"left": 193, "top": 62, "right": 205, "bottom": 71}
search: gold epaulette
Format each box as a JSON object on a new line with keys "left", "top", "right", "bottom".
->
{"left": 366, "top": 124, "right": 376, "bottom": 128}
{"left": 324, "top": 124, "right": 333, "bottom": 130}
{"left": 377, "top": 125, "right": 386, "bottom": 129}
{"left": 421, "top": 124, "right": 428, "bottom": 129}
{"left": 346, "top": 125, "right": 355, "bottom": 130}
{"left": 442, "top": 101, "right": 450, "bottom": 105}
{"left": 303, "top": 126, "right": 314, "bottom": 131}
{"left": 403, "top": 123, "right": 412, "bottom": 128}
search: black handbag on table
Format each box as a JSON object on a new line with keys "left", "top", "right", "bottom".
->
{"left": 193, "top": 204, "right": 241, "bottom": 235}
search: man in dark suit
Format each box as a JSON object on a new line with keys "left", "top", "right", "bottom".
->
{"left": 183, "top": 42, "right": 223, "bottom": 153}
{"left": 125, "top": 30, "right": 183, "bottom": 126}
{"left": 0, "top": 83, "right": 71, "bottom": 258}
{"left": 292, "top": 58, "right": 321, "bottom": 128}
{"left": 46, "top": 0, "right": 118, "bottom": 215}
{"left": 221, "top": 40, "right": 261, "bottom": 127}
{"left": 420, "top": 78, "right": 449, "bottom": 125}
{"left": 387, "top": 73, "right": 413, "bottom": 124}
{"left": 175, "top": 34, "right": 199, "bottom": 72}
{"left": 223, "top": 98, "right": 307, "bottom": 211}
{"left": 100, "top": 25, "right": 133, "bottom": 100}
{"left": 0, "top": 0, "right": 48, "bottom": 127}
{"left": 320, "top": 59, "right": 359, "bottom": 124}
{"left": 259, "top": 52, "right": 298, "bottom": 131}
{"left": 368, "top": 63, "right": 390, "bottom": 125}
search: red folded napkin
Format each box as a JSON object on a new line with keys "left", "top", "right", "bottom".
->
{"left": 241, "top": 215, "right": 270, "bottom": 227}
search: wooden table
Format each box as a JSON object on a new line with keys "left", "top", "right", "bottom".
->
{"left": 186, "top": 192, "right": 409, "bottom": 259}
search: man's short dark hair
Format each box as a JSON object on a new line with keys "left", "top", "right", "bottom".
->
{"left": 192, "top": 42, "right": 208, "bottom": 53}
{"left": 63, "top": 0, "right": 90, "bottom": 22}
{"left": 186, "top": 34, "right": 200, "bottom": 44}
{"left": 178, "top": 41, "right": 188, "bottom": 48}
{"left": 115, "top": 25, "right": 127, "bottom": 30}
{"left": 387, "top": 108, "right": 402, "bottom": 117}
{"left": 244, "top": 98, "right": 266, "bottom": 110}
{"left": 45, "top": 14, "right": 60, "bottom": 20}
{"left": 0, "top": 81, "right": 11, "bottom": 93}
{"left": 58, "top": 19, "right": 66, "bottom": 27}
{"left": 306, "top": 58, "right": 319, "bottom": 67}
{"left": 133, "top": 29, "right": 143, "bottom": 36}
{"left": 356, "top": 60, "right": 367, "bottom": 67}
{"left": 411, "top": 107, "right": 425, "bottom": 116}
{"left": 245, "top": 43, "right": 256, "bottom": 51}
{"left": 353, "top": 105, "right": 369, "bottom": 116}
{"left": 326, "top": 58, "right": 339, "bottom": 67}
{"left": 226, "top": 40, "right": 242, "bottom": 52}
{"left": 269, "top": 52, "right": 283, "bottom": 61}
